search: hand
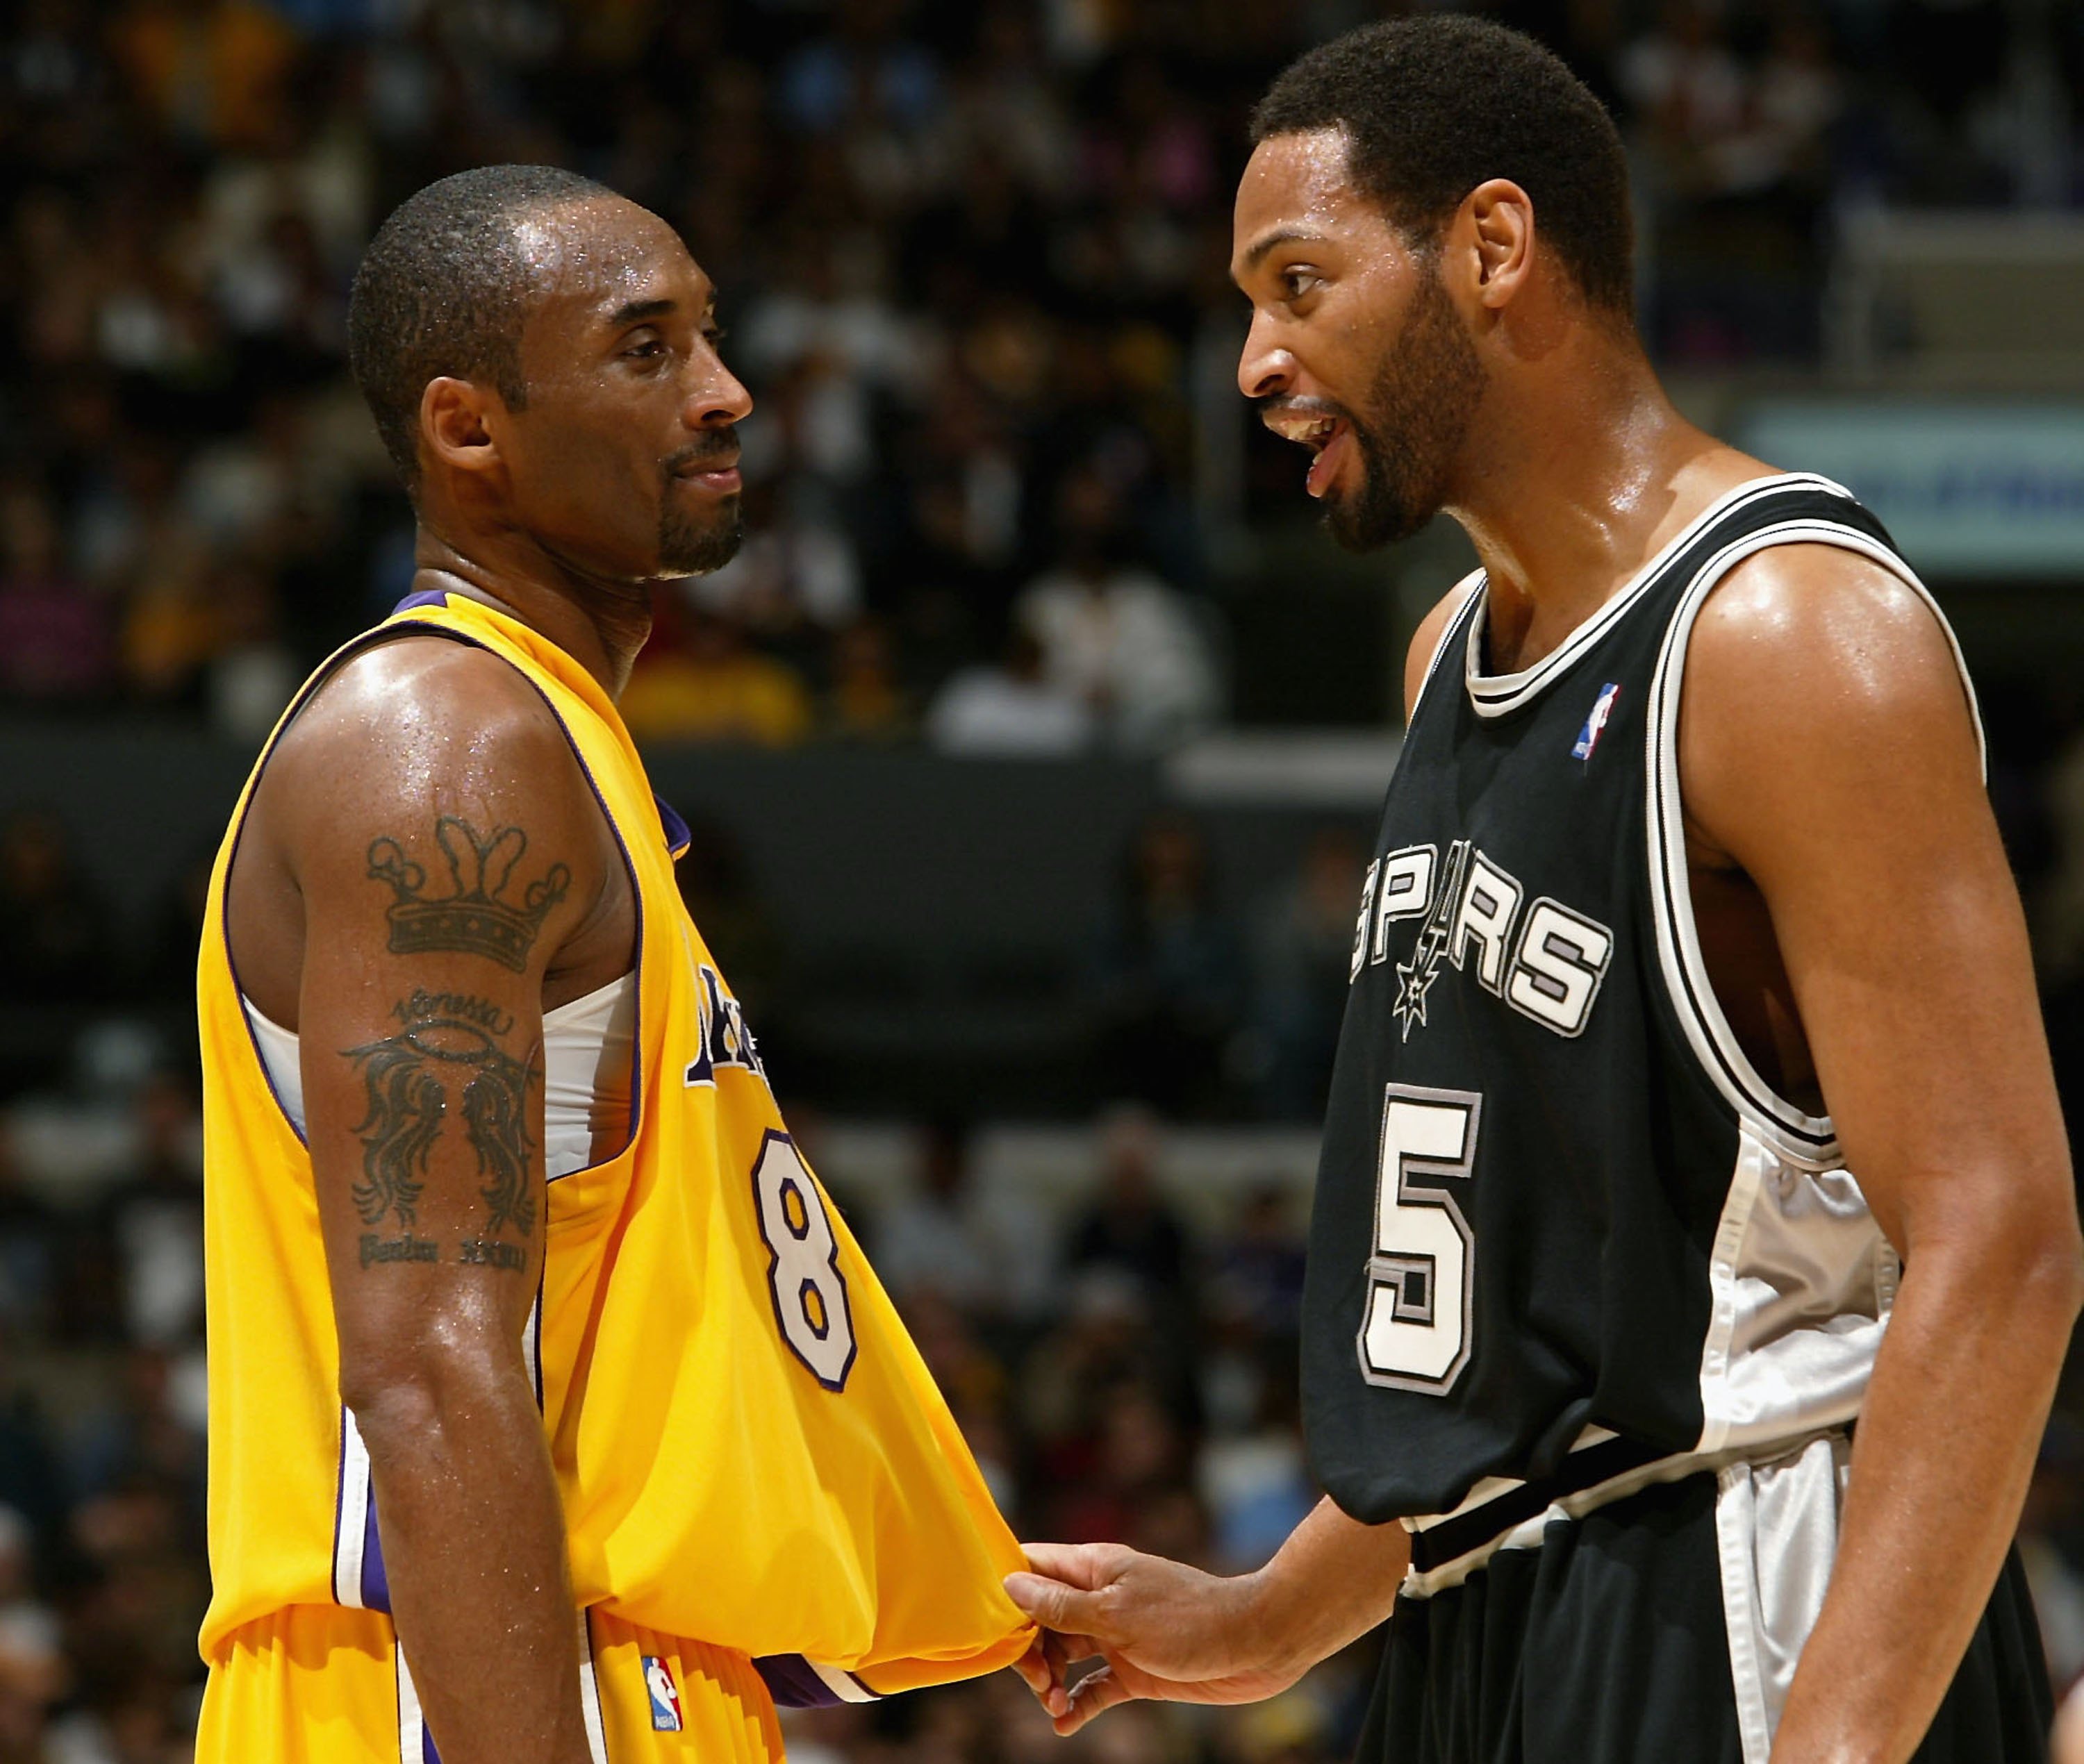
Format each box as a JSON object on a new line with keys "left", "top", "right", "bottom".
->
{"left": 1003, "top": 1542, "right": 1307, "bottom": 1736}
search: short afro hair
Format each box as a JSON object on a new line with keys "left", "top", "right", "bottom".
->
{"left": 1250, "top": 17, "right": 1634, "bottom": 316}
{"left": 348, "top": 164, "right": 613, "bottom": 490}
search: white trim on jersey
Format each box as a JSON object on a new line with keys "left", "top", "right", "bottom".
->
{"left": 807, "top": 1661, "right": 880, "bottom": 1704}
{"left": 334, "top": 1409, "right": 372, "bottom": 1609}
{"left": 1461, "top": 474, "right": 1849, "bottom": 719}
{"left": 395, "top": 1640, "right": 426, "bottom": 1762}
{"left": 577, "top": 1611, "right": 611, "bottom": 1763}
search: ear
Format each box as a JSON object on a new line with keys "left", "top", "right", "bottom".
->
{"left": 1459, "top": 178, "right": 1536, "bottom": 313}
{"left": 418, "top": 376, "right": 506, "bottom": 482}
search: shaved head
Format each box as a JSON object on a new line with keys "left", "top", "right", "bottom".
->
{"left": 348, "top": 165, "right": 615, "bottom": 490}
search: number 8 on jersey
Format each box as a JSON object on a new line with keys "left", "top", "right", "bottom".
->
{"left": 752, "top": 1132, "right": 857, "bottom": 1390}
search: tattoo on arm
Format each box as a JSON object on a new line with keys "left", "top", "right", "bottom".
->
{"left": 366, "top": 816, "right": 570, "bottom": 971}
{"left": 342, "top": 991, "right": 540, "bottom": 1268}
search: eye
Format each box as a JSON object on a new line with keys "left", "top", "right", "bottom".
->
{"left": 622, "top": 333, "right": 668, "bottom": 362}
{"left": 700, "top": 321, "right": 727, "bottom": 346}
{"left": 1282, "top": 267, "right": 1323, "bottom": 303}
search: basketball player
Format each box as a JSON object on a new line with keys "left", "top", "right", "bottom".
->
{"left": 1004, "top": 20, "right": 2077, "bottom": 1762}
{"left": 193, "top": 167, "right": 1031, "bottom": 1763}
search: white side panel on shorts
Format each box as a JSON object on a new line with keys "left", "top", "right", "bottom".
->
{"left": 1715, "top": 1432, "right": 1852, "bottom": 1764}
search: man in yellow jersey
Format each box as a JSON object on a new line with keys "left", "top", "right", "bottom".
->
{"left": 194, "top": 165, "right": 1032, "bottom": 1764}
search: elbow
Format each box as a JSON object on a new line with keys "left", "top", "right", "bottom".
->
{"left": 337, "top": 1340, "right": 511, "bottom": 1461}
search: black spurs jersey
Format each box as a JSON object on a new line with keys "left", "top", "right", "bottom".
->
{"left": 1300, "top": 474, "right": 1983, "bottom": 1525}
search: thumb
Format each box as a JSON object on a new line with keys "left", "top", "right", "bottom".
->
{"left": 1004, "top": 1570, "right": 1108, "bottom": 1636}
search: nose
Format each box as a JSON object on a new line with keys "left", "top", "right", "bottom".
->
{"left": 686, "top": 353, "right": 753, "bottom": 430}
{"left": 1237, "top": 309, "right": 1296, "bottom": 403}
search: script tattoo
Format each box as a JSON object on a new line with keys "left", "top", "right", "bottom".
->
{"left": 342, "top": 992, "right": 540, "bottom": 1243}
{"left": 365, "top": 816, "right": 570, "bottom": 971}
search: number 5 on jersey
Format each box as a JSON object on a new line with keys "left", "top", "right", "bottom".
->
{"left": 1359, "top": 1085, "right": 1482, "bottom": 1394}
{"left": 751, "top": 1132, "right": 857, "bottom": 1390}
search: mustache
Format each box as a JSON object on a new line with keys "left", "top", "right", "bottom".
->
{"left": 1257, "top": 394, "right": 1356, "bottom": 427}
{"left": 663, "top": 438, "right": 740, "bottom": 474}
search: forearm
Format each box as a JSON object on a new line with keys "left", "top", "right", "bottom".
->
{"left": 356, "top": 1365, "right": 590, "bottom": 1764}
{"left": 1248, "top": 1496, "right": 1411, "bottom": 1675}
{"left": 1771, "top": 1241, "right": 2078, "bottom": 1763}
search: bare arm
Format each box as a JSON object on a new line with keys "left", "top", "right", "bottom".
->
{"left": 1003, "top": 1495, "right": 1409, "bottom": 1735}
{"left": 1679, "top": 547, "right": 2082, "bottom": 1764}
{"left": 268, "top": 645, "right": 616, "bottom": 1764}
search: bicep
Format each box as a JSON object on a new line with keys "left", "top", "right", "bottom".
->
{"left": 1680, "top": 549, "right": 2069, "bottom": 1251}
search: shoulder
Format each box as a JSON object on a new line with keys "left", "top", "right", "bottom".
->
{"left": 1680, "top": 540, "right": 1981, "bottom": 865}
{"left": 1401, "top": 571, "right": 1482, "bottom": 726}
{"left": 260, "top": 632, "right": 597, "bottom": 856}
{"left": 1685, "top": 540, "right": 1972, "bottom": 732}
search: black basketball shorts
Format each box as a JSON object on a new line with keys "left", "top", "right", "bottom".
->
{"left": 1358, "top": 1433, "right": 2051, "bottom": 1764}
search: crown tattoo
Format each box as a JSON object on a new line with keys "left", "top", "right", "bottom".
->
{"left": 367, "top": 817, "right": 570, "bottom": 972}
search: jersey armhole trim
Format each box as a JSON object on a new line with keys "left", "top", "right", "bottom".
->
{"left": 1644, "top": 519, "right": 1985, "bottom": 1164}
{"left": 1410, "top": 572, "right": 1487, "bottom": 722}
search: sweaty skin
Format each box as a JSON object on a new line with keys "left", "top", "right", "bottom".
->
{"left": 224, "top": 193, "right": 750, "bottom": 1764}
{"left": 1007, "top": 129, "right": 2081, "bottom": 1764}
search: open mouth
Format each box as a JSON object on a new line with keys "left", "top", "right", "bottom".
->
{"left": 1264, "top": 408, "right": 1352, "bottom": 500}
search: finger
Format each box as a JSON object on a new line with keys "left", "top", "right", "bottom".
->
{"left": 1010, "top": 1640, "right": 1054, "bottom": 1702}
{"left": 1018, "top": 1540, "right": 1127, "bottom": 1591}
{"left": 1004, "top": 1571, "right": 1109, "bottom": 1640}
{"left": 1052, "top": 1665, "right": 1135, "bottom": 1736}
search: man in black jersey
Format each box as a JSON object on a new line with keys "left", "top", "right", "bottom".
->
{"left": 1004, "top": 18, "right": 2078, "bottom": 1764}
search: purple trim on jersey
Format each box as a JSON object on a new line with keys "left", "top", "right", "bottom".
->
{"left": 753, "top": 1654, "right": 857, "bottom": 1708}
{"left": 361, "top": 1495, "right": 391, "bottom": 1613}
{"left": 654, "top": 794, "right": 692, "bottom": 861}
{"left": 330, "top": 1409, "right": 349, "bottom": 1604}
{"left": 392, "top": 588, "right": 452, "bottom": 613}
{"left": 424, "top": 1726, "right": 443, "bottom": 1764}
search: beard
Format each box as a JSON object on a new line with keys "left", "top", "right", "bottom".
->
{"left": 1322, "top": 265, "right": 1485, "bottom": 553}
{"left": 657, "top": 443, "right": 745, "bottom": 575}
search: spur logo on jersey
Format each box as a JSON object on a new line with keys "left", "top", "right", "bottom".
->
{"left": 1350, "top": 838, "right": 1614, "bottom": 1040}
{"left": 643, "top": 1655, "right": 684, "bottom": 1731}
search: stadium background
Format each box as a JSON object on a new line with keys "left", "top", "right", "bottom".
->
{"left": 1, "top": 0, "right": 2083, "bottom": 1757}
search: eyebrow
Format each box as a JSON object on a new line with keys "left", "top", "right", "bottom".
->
{"left": 608, "top": 297, "right": 677, "bottom": 329}
{"left": 1238, "top": 226, "right": 1325, "bottom": 274}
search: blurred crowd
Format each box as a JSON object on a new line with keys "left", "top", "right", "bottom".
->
{"left": 4, "top": 0, "right": 2084, "bottom": 1758}
{"left": 1, "top": 0, "right": 2078, "bottom": 745}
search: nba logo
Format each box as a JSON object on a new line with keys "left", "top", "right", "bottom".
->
{"left": 1572, "top": 682, "right": 1621, "bottom": 761}
{"left": 644, "top": 1656, "right": 684, "bottom": 1732}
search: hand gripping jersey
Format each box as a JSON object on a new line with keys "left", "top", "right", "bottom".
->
{"left": 197, "top": 591, "right": 1032, "bottom": 1703}
{"left": 1302, "top": 475, "right": 1983, "bottom": 1530}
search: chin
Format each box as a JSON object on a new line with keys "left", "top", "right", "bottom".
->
{"left": 658, "top": 509, "right": 743, "bottom": 576}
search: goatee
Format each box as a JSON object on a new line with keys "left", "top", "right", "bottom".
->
{"left": 1324, "top": 267, "right": 1485, "bottom": 553}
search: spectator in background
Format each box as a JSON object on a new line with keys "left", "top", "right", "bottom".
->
{"left": 1251, "top": 824, "right": 1367, "bottom": 1119}
{"left": 0, "top": 811, "right": 112, "bottom": 1007}
{"left": 873, "top": 1117, "right": 1056, "bottom": 1322}
{"left": 1061, "top": 1104, "right": 1191, "bottom": 1304}
{"left": 0, "top": 482, "right": 114, "bottom": 705}
{"left": 618, "top": 599, "right": 815, "bottom": 745}
{"left": 1016, "top": 469, "right": 1218, "bottom": 753}
{"left": 1091, "top": 813, "right": 1243, "bottom": 1116}
{"left": 927, "top": 627, "right": 1094, "bottom": 756}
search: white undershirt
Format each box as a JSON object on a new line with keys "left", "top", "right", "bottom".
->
{"left": 242, "top": 973, "right": 638, "bottom": 1179}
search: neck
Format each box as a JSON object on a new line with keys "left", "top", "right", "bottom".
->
{"left": 1441, "top": 328, "right": 1739, "bottom": 673}
{"left": 407, "top": 519, "right": 655, "bottom": 700}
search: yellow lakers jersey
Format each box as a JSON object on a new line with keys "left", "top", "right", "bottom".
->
{"left": 198, "top": 591, "right": 1033, "bottom": 1699}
